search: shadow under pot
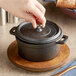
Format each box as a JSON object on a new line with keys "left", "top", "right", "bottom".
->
{"left": 10, "top": 20, "right": 68, "bottom": 62}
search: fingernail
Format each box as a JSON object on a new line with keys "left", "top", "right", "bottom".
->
{"left": 42, "top": 25, "right": 45, "bottom": 28}
{"left": 42, "top": 23, "right": 46, "bottom": 28}
{"left": 34, "top": 25, "right": 37, "bottom": 29}
{"left": 41, "top": 25, "right": 42, "bottom": 26}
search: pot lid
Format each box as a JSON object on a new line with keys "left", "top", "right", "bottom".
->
{"left": 16, "top": 20, "right": 62, "bottom": 44}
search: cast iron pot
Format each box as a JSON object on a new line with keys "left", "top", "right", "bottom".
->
{"left": 10, "top": 20, "right": 68, "bottom": 62}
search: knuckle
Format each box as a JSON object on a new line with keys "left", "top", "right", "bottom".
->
{"left": 24, "top": 0, "right": 31, "bottom": 6}
{"left": 43, "top": 8, "right": 46, "bottom": 13}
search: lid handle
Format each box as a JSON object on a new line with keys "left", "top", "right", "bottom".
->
{"left": 36, "top": 25, "right": 43, "bottom": 32}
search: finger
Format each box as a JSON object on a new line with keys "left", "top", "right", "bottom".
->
{"left": 28, "top": 4, "right": 46, "bottom": 28}
{"left": 35, "top": 1, "right": 46, "bottom": 15}
{"left": 24, "top": 13, "right": 37, "bottom": 29}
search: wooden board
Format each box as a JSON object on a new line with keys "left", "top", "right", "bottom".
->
{"left": 7, "top": 41, "right": 70, "bottom": 72}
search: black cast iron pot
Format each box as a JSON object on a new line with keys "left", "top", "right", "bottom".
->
{"left": 10, "top": 20, "right": 68, "bottom": 62}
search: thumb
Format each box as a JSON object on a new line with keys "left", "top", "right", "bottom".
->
{"left": 24, "top": 13, "right": 37, "bottom": 29}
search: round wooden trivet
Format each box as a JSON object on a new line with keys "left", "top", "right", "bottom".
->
{"left": 7, "top": 41, "right": 70, "bottom": 72}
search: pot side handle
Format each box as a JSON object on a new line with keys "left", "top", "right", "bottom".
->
{"left": 10, "top": 27, "right": 16, "bottom": 35}
{"left": 56, "top": 35, "right": 68, "bottom": 44}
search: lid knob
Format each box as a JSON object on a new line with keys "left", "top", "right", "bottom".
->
{"left": 36, "top": 25, "right": 43, "bottom": 32}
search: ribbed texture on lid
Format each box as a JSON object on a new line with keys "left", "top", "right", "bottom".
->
{"left": 15, "top": 20, "right": 62, "bottom": 44}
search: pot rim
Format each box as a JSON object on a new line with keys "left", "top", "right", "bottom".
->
{"left": 13, "top": 20, "right": 63, "bottom": 44}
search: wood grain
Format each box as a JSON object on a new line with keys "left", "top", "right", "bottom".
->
{"left": 7, "top": 41, "right": 70, "bottom": 72}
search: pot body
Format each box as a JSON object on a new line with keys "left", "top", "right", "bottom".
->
{"left": 10, "top": 21, "right": 68, "bottom": 62}
{"left": 16, "top": 37, "right": 60, "bottom": 62}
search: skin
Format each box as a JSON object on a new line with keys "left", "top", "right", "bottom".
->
{"left": 0, "top": 0, "right": 46, "bottom": 28}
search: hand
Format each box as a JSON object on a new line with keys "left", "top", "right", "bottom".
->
{"left": 0, "top": 0, "right": 46, "bottom": 28}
